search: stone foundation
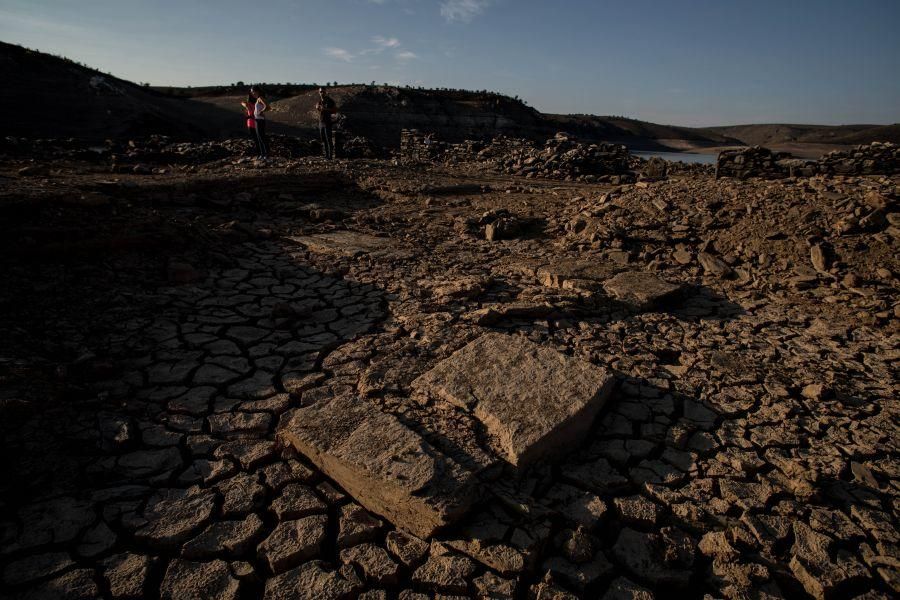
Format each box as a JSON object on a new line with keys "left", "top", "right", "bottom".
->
{"left": 716, "top": 142, "right": 899, "bottom": 179}
{"left": 714, "top": 146, "right": 797, "bottom": 179}
{"left": 818, "top": 142, "right": 900, "bottom": 175}
{"left": 399, "top": 129, "right": 446, "bottom": 163}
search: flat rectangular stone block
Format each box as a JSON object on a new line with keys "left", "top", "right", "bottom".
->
{"left": 286, "top": 232, "right": 410, "bottom": 259}
{"left": 413, "top": 333, "right": 614, "bottom": 467}
{"left": 602, "top": 271, "right": 686, "bottom": 311}
{"left": 278, "top": 395, "right": 477, "bottom": 539}
{"left": 535, "top": 259, "right": 616, "bottom": 292}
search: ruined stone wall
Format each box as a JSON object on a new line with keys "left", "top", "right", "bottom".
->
{"left": 817, "top": 142, "right": 900, "bottom": 176}
{"left": 716, "top": 142, "right": 899, "bottom": 179}
{"left": 400, "top": 129, "right": 441, "bottom": 162}
{"left": 400, "top": 129, "right": 634, "bottom": 183}
{"left": 714, "top": 146, "right": 797, "bottom": 179}
{"left": 491, "top": 133, "right": 633, "bottom": 183}
{"left": 399, "top": 129, "right": 491, "bottom": 163}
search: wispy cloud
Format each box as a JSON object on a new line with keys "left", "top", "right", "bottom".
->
{"left": 324, "top": 47, "right": 354, "bottom": 62}
{"left": 372, "top": 35, "right": 401, "bottom": 49}
{"left": 324, "top": 35, "right": 418, "bottom": 65}
{"left": 366, "top": 0, "right": 415, "bottom": 9}
{"left": 440, "top": 0, "right": 492, "bottom": 23}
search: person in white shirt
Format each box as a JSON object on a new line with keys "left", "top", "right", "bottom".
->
{"left": 249, "top": 86, "right": 269, "bottom": 159}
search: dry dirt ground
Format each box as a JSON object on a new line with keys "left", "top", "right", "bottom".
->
{"left": 0, "top": 154, "right": 898, "bottom": 600}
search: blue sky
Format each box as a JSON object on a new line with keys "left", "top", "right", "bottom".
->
{"left": 2, "top": 0, "right": 898, "bottom": 126}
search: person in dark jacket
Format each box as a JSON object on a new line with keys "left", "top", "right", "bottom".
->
{"left": 315, "top": 87, "right": 337, "bottom": 159}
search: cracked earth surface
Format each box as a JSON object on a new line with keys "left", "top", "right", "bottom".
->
{"left": 0, "top": 158, "right": 897, "bottom": 600}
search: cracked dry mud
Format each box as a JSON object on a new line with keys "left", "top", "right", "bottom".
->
{"left": 0, "top": 155, "right": 898, "bottom": 600}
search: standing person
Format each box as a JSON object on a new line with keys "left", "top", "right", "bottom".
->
{"left": 250, "top": 85, "right": 269, "bottom": 159}
{"left": 240, "top": 92, "right": 258, "bottom": 157}
{"left": 315, "top": 87, "right": 337, "bottom": 159}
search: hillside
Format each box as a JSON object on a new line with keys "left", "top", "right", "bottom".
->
{"left": 830, "top": 123, "right": 900, "bottom": 145}
{"left": 543, "top": 114, "right": 740, "bottom": 149}
{"left": 0, "top": 41, "right": 254, "bottom": 141}
{"left": 701, "top": 123, "right": 900, "bottom": 146}
{"left": 185, "top": 86, "right": 742, "bottom": 149}
{"left": 2, "top": 41, "right": 897, "bottom": 152}
{"left": 179, "top": 84, "right": 741, "bottom": 148}
{"left": 256, "top": 85, "right": 546, "bottom": 147}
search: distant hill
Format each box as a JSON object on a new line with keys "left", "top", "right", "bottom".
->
{"left": 2, "top": 41, "right": 897, "bottom": 153}
{"left": 542, "top": 114, "right": 740, "bottom": 149}
{"left": 828, "top": 124, "right": 900, "bottom": 145}
{"left": 252, "top": 85, "right": 547, "bottom": 147}
{"left": 699, "top": 123, "right": 900, "bottom": 146}
{"left": 175, "top": 84, "right": 741, "bottom": 148}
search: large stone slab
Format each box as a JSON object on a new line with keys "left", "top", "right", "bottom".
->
{"left": 510, "top": 258, "right": 617, "bottom": 293}
{"left": 278, "top": 394, "right": 477, "bottom": 539}
{"left": 534, "top": 259, "right": 617, "bottom": 292}
{"left": 413, "top": 333, "right": 614, "bottom": 467}
{"left": 286, "top": 232, "right": 410, "bottom": 260}
{"left": 602, "top": 271, "right": 686, "bottom": 311}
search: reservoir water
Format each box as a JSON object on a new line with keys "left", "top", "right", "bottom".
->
{"left": 633, "top": 151, "right": 717, "bottom": 165}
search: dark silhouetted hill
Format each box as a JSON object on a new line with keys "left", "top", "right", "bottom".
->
{"left": 0, "top": 41, "right": 256, "bottom": 140}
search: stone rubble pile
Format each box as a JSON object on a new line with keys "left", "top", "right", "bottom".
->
{"left": 714, "top": 146, "right": 797, "bottom": 179}
{"left": 818, "top": 141, "right": 900, "bottom": 176}
{"left": 470, "top": 135, "right": 534, "bottom": 164}
{"left": 398, "top": 130, "right": 497, "bottom": 164}
{"left": 494, "top": 133, "right": 634, "bottom": 183}
{"left": 662, "top": 160, "right": 715, "bottom": 177}
{"left": 560, "top": 174, "right": 898, "bottom": 325}
{"left": 401, "top": 130, "right": 636, "bottom": 183}
{"left": 339, "top": 135, "right": 381, "bottom": 159}
{"left": 399, "top": 129, "right": 446, "bottom": 162}
{"left": 716, "top": 142, "right": 899, "bottom": 179}
{"left": 482, "top": 133, "right": 634, "bottom": 184}
{"left": 639, "top": 156, "right": 668, "bottom": 181}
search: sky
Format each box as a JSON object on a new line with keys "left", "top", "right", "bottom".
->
{"left": 2, "top": 0, "right": 899, "bottom": 126}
